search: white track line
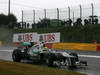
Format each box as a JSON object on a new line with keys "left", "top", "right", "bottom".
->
{"left": 0, "top": 50, "right": 13, "bottom": 52}
{"left": 79, "top": 55, "right": 100, "bottom": 58}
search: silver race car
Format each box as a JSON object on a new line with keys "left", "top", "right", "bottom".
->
{"left": 12, "top": 42, "right": 87, "bottom": 68}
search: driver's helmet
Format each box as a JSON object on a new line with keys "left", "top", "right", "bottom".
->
{"left": 42, "top": 47, "right": 48, "bottom": 51}
{"left": 21, "top": 42, "right": 31, "bottom": 46}
{"left": 44, "top": 47, "right": 48, "bottom": 48}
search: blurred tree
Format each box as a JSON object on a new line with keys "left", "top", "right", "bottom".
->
{"left": 8, "top": 14, "right": 17, "bottom": 23}
{"left": 0, "top": 14, "right": 7, "bottom": 25}
{"left": 8, "top": 14, "right": 17, "bottom": 28}
{"left": 0, "top": 14, "right": 17, "bottom": 28}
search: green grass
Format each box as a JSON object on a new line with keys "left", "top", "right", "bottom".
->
{"left": 0, "top": 61, "right": 86, "bottom": 75}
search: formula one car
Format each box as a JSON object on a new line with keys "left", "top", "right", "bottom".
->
{"left": 12, "top": 42, "right": 87, "bottom": 68}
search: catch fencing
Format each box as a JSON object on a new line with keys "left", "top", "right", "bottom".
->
{"left": 21, "top": 3, "right": 100, "bottom": 27}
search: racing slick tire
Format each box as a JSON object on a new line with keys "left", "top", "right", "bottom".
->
{"left": 80, "top": 61, "right": 88, "bottom": 66}
{"left": 69, "top": 52, "right": 79, "bottom": 68}
{"left": 12, "top": 49, "right": 22, "bottom": 62}
{"left": 69, "top": 52, "right": 79, "bottom": 61}
{"left": 46, "top": 57, "right": 53, "bottom": 67}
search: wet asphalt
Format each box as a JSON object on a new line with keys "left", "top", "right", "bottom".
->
{"left": 0, "top": 46, "right": 100, "bottom": 75}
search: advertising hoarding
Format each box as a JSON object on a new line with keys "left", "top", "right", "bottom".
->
{"left": 13, "top": 33, "right": 38, "bottom": 42}
{"left": 13, "top": 32, "right": 60, "bottom": 43}
{"left": 38, "top": 32, "right": 60, "bottom": 43}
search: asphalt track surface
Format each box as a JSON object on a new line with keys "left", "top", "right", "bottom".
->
{"left": 0, "top": 46, "right": 100, "bottom": 75}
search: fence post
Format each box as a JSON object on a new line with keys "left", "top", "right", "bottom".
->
{"left": 80, "top": 5, "right": 82, "bottom": 19}
{"left": 91, "top": 3, "right": 94, "bottom": 24}
{"left": 22, "top": 10, "right": 24, "bottom": 29}
{"left": 57, "top": 8, "right": 59, "bottom": 26}
{"left": 73, "top": 11, "right": 75, "bottom": 24}
{"left": 68, "top": 6, "right": 70, "bottom": 20}
{"left": 33, "top": 10, "right": 35, "bottom": 24}
{"left": 44, "top": 9, "right": 47, "bottom": 19}
{"left": 91, "top": 3, "right": 94, "bottom": 18}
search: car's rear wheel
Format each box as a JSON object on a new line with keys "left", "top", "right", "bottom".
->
{"left": 12, "top": 49, "right": 22, "bottom": 62}
{"left": 46, "top": 58, "right": 53, "bottom": 66}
